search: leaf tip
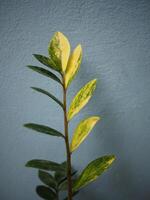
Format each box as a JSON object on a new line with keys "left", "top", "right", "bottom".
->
{"left": 23, "top": 123, "right": 32, "bottom": 129}
{"left": 25, "top": 161, "right": 30, "bottom": 167}
{"left": 23, "top": 123, "right": 28, "bottom": 128}
{"left": 30, "top": 87, "right": 37, "bottom": 91}
{"left": 77, "top": 44, "right": 82, "bottom": 51}
{"left": 94, "top": 116, "right": 101, "bottom": 121}
{"left": 57, "top": 31, "right": 67, "bottom": 38}
{"left": 26, "top": 65, "right": 32, "bottom": 69}
{"left": 57, "top": 31, "right": 62, "bottom": 35}
{"left": 112, "top": 155, "right": 116, "bottom": 160}
{"left": 32, "top": 54, "right": 38, "bottom": 59}
{"left": 108, "top": 155, "right": 116, "bottom": 165}
{"left": 93, "top": 78, "right": 97, "bottom": 83}
{"left": 90, "top": 78, "right": 97, "bottom": 88}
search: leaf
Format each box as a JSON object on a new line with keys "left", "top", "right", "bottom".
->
{"left": 67, "top": 79, "right": 97, "bottom": 121}
{"left": 33, "top": 54, "right": 60, "bottom": 72}
{"left": 58, "top": 170, "right": 78, "bottom": 190}
{"left": 38, "top": 170, "right": 56, "bottom": 189}
{"left": 24, "top": 123, "right": 64, "bottom": 138}
{"left": 55, "top": 161, "right": 77, "bottom": 184}
{"left": 31, "top": 87, "right": 64, "bottom": 109}
{"left": 48, "top": 32, "right": 70, "bottom": 72}
{"left": 65, "top": 44, "right": 82, "bottom": 88}
{"left": 25, "top": 159, "right": 64, "bottom": 172}
{"left": 54, "top": 162, "right": 67, "bottom": 182}
{"left": 27, "top": 65, "right": 61, "bottom": 84}
{"left": 73, "top": 155, "right": 116, "bottom": 191}
{"left": 36, "top": 185, "right": 56, "bottom": 200}
{"left": 59, "top": 178, "right": 77, "bottom": 191}
{"left": 70, "top": 116, "right": 100, "bottom": 152}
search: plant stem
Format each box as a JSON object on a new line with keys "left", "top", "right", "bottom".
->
{"left": 62, "top": 74, "right": 73, "bottom": 200}
{"left": 56, "top": 188, "right": 59, "bottom": 200}
{"left": 56, "top": 191, "right": 59, "bottom": 200}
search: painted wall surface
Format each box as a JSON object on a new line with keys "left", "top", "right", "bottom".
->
{"left": 0, "top": 0, "right": 150, "bottom": 199}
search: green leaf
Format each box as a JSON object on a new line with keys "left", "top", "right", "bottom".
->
{"left": 31, "top": 87, "right": 64, "bottom": 109}
{"left": 54, "top": 162, "right": 67, "bottom": 182}
{"left": 48, "top": 32, "right": 70, "bottom": 72}
{"left": 73, "top": 155, "right": 116, "bottom": 191}
{"left": 33, "top": 54, "right": 60, "bottom": 72}
{"left": 25, "top": 159, "right": 64, "bottom": 172}
{"left": 27, "top": 65, "right": 62, "bottom": 84}
{"left": 36, "top": 185, "right": 56, "bottom": 200}
{"left": 38, "top": 170, "right": 56, "bottom": 189}
{"left": 68, "top": 79, "right": 97, "bottom": 121}
{"left": 24, "top": 123, "right": 64, "bottom": 138}
{"left": 58, "top": 180, "right": 67, "bottom": 190}
{"left": 58, "top": 170, "right": 78, "bottom": 189}
{"left": 70, "top": 116, "right": 100, "bottom": 152}
{"left": 59, "top": 178, "right": 76, "bottom": 191}
{"left": 65, "top": 44, "right": 82, "bottom": 88}
{"left": 55, "top": 161, "right": 77, "bottom": 184}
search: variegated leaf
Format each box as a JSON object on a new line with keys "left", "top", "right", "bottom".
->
{"left": 48, "top": 32, "right": 70, "bottom": 72}
{"left": 67, "top": 79, "right": 97, "bottom": 121}
{"left": 73, "top": 155, "right": 115, "bottom": 191}
{"left": 70, "top": 116, "right": 100, "bottom": 152}
{"left": 65, "top": 44, "right": 82, "bottom": 88}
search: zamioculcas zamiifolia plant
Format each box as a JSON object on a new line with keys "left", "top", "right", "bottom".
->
{"left": 24, "top": 32, "right": 116, "bottom": 200}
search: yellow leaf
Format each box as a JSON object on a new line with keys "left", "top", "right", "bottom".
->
{"left": 48, "top": 32, "right": 70, "bottom": 72}
{"left": 73, "top": 155, "right": 115, "bottom": 191}
{"left": 65, "top": 44, "right": 82, "bottom": 88}
{"left": 67, "top": 79, "right": 97, "bottom": 120}
{"left": 70, "top": 116, "right": 100, "bottom": 152}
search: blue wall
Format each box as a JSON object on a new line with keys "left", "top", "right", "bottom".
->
{"left": 0, "top": 0, "right": 150, "bottom": 199}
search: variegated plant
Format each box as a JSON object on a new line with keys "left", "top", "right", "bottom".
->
{"left": 24, "top": 32, "right": 115, "bottom": 200}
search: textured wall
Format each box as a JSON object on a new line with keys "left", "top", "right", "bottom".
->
{"left": 0, "top": 0, "right": 150, "bottom": 199}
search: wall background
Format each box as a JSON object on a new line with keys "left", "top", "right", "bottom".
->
{"left": 0, "top": 0, "right": 150, "bottom": 199}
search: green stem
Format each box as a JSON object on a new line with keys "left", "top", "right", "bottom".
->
{"left": 62, "top": 74, "right": 73, "bottom": 200}
{"left": 56, "top": 188, "right": 59, "bottom": 200}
